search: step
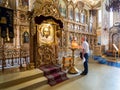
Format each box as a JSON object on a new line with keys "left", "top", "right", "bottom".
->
{"left": 4, "top": 76, "right": 48, "bottom": 90}
{"left": 46, "top": 71, "right": 66, "bottom": 80}
{"left": 0, "top": 66, "right": 20, "bottom": 74}
{"left": 40, "top": 65, "right": 61, "bottom": 75}
{"left": 46, "top": 71, "right": 68, "bottom": 86}
{"left": 0, "top": 69, "right": 44, "bottom": 89}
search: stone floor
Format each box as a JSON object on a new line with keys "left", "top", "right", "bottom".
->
{"left": 34, "top": 58, "right": 120, "bottom": 90}
{"left": 1, "top": 57, "right": 120, "bottom": 90}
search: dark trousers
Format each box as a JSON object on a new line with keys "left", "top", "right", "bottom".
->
{"left": 83, "top": 53, "right": 89, "bottom": 74}
{"left": 80, "top": 52, "right": 89, "bottom": 74}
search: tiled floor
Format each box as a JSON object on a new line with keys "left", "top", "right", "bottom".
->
{"left": 35, "top": 58, "right": 120, "bottom": 90}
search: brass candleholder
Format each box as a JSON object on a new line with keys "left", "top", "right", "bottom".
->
{"left": 68, "top": 47, "right": 79, "bottom": 74}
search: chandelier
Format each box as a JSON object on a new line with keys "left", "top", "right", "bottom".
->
{"left": 105, "top": 0, "right": 120, "bottom": 12}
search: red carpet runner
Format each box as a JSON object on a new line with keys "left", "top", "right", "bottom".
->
{"left": 40, "top": 65, "right": 68, "bottom": 86}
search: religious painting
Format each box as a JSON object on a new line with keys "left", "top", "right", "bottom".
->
{"left": 37, "top": 23, "right": 54, "bottom": 45}
{"left": 22, "top": 0, "right": 29, "bottom": 6}
{"left": 68, "top": 23, "right": 71, "bottom": 30}
{"left": 75, "top": 8, "right": 79, "bottom": 22}
{"left": 89, "top": 22, "right": 92, "bottom": 33}
{"left": 62, "top": 31, "right": 67, "bottom": 47}
{"left": 19, "top": 12, "right": 26, "bottom": 22}
{"left": 68, "top": 23, "right": 74, "bottom": 30}
{"left": 69, "top": 33, "right": 73, "bottom": 43}
{"left": 68, "top": 5, "right": 73, "bottom": 20}
{"left": 58, "top": 0, "right": 66, "bottom": 18}
{"left": 18, "top": 0, "right": 29, "bottom": 10}
{"left": 80, "top": 13, "right": 85, "bottom": 23}
{"left": 23, "top": 31, "right": 29, "bottom": 43}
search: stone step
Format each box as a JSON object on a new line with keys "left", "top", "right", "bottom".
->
{"left": 4, "top": 76, "right": 48, "bottom": 90}
{"left": 0, "top": 69, "right": 45, "bottom": 89}
{"left": 0, "top": 64, "right": 29, "bottom": 74}
{"left": 0, "top": 66, "right": 20, "bottom": 75}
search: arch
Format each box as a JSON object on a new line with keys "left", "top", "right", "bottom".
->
{"left": 112, "top": 33, "right": 119, "bottom": 51}
{"left": 109, "top": 23, "right": 120, "bottom": 51}
{"left": 33, "top": 0, "right": 62, "bottom": 21}
{"left": 75, "top": 7, "right": 79, "bottom": 22}
{"left": 80, "top": 9, "right": 86, "bottom": 23}
{"left": 68, "top": 4, "right": 73, "bottom": 20}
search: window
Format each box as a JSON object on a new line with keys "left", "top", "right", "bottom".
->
{"left": 98, "top": 9, "right": 102, "bottom": 27}
{"left": 109, "top": 10, "right": 113, "bottom": 27}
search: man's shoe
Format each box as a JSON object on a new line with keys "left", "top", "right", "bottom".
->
{"left": 80, "top": 72, "right": 87, "bottom": 75}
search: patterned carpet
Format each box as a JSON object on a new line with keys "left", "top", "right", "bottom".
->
{"left": 93, "top": 56, "right": 120, "bottom": 68}
{"left": 40, "top": 65, "right": 68, "bottom": 86}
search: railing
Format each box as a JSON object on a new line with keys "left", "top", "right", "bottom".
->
{"left": 0, "top": 47, "right": 30, "bottom": 73}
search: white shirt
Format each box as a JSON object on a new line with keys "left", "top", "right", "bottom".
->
{"left": 82, "top": 41, "right": 89, "bottom": 53}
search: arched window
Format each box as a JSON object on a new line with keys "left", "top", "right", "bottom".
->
{"left": 109, "top": 10, "right": 113, "bottom": 27}
{"left": 98, "top": 9, "right": 102, "bottom": 27}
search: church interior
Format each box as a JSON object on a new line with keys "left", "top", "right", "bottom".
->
{"left": 0, "top": 0, "right": 120, "bottom": 90}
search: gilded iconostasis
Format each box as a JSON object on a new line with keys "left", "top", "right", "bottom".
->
{"left": 1, "top": 0, "right": 120, "bottom": 70}
{"left": 0, "top": 0, "right": 97, "bottom": 62}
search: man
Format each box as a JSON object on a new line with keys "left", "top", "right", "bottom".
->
{"left": 80, "top": 36, "right": 89, "bottom": 75}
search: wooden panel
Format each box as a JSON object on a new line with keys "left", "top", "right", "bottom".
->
{"left": 62, "top": 56, "right": 72, "bottom": 70}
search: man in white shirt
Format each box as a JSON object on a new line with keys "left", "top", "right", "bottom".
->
{"left": 80, "top": 36, "right": 89, "bottom": 75}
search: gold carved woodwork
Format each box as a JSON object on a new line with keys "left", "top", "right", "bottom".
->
{"left": 29, "top": 0, "right": 63, "bottom": 67}
{"left": 37, "top": 45, "right": 56, "bottom": 66}
{"left": 62, "top": 56, "right": 72, "bottom": 70}
{"left": 33, "top": 0, "right": 62, "bottom": 20}
{"left": 36, "top": 20, "right": 60, "bottom": 66}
